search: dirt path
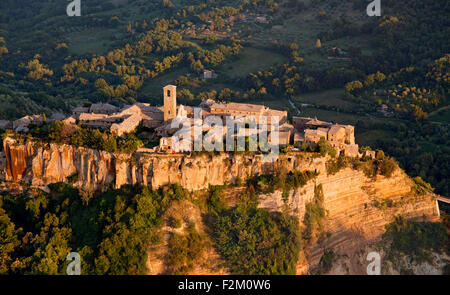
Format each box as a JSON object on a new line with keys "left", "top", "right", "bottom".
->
{"left": 288, "top": 98, "right": 301, "bottom": 115}
{"left": 429, "top": 105, "right": 450, "bottom": 117}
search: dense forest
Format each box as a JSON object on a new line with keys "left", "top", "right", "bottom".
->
{"left": 1, "top": 174, "right": 447, "bottom": 274}
{"left": 0, "top": 183, "right": 187, "bottom": 274}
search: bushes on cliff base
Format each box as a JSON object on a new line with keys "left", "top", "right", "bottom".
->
{"left": 246, "top": 170, "right": 318, "bottom": 194}
{"left": 165, "top": 223, "right": 205, "bottom": 274}
{"left": 317, "top": 249, "right": 335, "bottom": 274}
{"left": 213, "top": 205, "right": 301, "bottom": 275}
{"left": 326, "top": 154, "right": 397, "bottom": 178}
{"left": 0, "top": 183, "right": 187, "bottom": 274}
{"left": 207, "top": 185, "right": 228, "bottom": 215}
{"left": 378, "top": 157, "right": 397, "bottom": 178}
{"left": 384, "top": 216, "right": 448, "bottom": 262}
{"left": 326, "top": 155, "right": 348, "bottom": 175}
{"left": 412, "top": 176, "right": 434, "bottom": 194}
{"left": 303, "top": 184, "right": 327, "bottom": 241}
{"left": 318, "top": 137, "right": 337, "bottom": 157}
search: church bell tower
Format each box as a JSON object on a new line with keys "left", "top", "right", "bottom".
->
{"left": 163, "top": 85, "right": 177, "bottom": 122}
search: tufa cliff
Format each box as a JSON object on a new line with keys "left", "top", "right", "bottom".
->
{"left": 0, "top": 137, "right": 442, "bottom": 274}
{"left": 257, "top": 167, "right": 441, "bottom": 273}
{"left": 1, "top": 137, "right": 327, "bottom": 191}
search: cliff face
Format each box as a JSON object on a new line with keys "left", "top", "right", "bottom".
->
{"left": 3, "top": 138, "right": 116, "bottom": 191}
{"left": 259, "top": 168, "right": 439, "bottom": 234}
{"left": 1, "top": 138, "right": 442, "bottom": 274}
{"left": 2, "top": 138, "right": 327, "bottom": 191}
{"left": 258, "top": 167, "right": 440, "bottom": 273}
{"left": 0, "top": 150, "right": 5, "bottom": 181}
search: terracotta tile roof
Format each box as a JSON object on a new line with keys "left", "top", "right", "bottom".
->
{"left": 210, "top": 102, "right": 267, "bottom": 113}
{"left": 78, "top": 113, "right": 108, "bottom": 121}
{"left": 328, "top": 125, "right": 345, "bottom": 135}
{"left": 73, "top": 106, "right": 89, "bottom": 114}
{"left": 0, "top": 120, "right": 12, "bottom": 130}
{"left": 89, "top": 103, "right": 119, "bottom": 113}
{"left": 305, "top": 128, "right": 327, "bottom": 138}
{"left": 305, "top": 118, "right": 332, "bottom": 126}
{"left": 49, "top": 113, "right": 66, "bottom": 121}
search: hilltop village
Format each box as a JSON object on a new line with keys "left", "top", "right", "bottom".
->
{"left": 0, "top": 85, "right": 366, "bottom": 158}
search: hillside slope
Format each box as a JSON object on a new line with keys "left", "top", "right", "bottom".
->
{"left": 0, "top": 137, "right": 444, "bottom": 274}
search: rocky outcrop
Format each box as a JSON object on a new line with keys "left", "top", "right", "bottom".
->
{"left": 3, "top": 138, "right": 116, "bottom": 191}
{"left": 0, "top": 150, "right": 5, "bottom": 181}
{"left": 2, "top": 138, "right": 327, "bottom": 191}
{"left": 1, "top": 137, "right": 443, "bottom": 274}
{"left": 258, "top": 167, "right": 440, "bottom": 273}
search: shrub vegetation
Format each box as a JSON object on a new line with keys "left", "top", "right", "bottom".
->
{"left": 0, "top": 183, "right": 187, "bottom": 274}
{"left": 213, "top": 205, "right": 301, "bottom": 275}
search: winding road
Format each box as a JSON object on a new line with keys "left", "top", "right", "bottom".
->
{"left": 288, "top": 98, "right": 301, "bottom": 115}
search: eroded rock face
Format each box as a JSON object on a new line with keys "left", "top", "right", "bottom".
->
{"left": 3, "top": 139, "right": 34, "bottom": 182}
{"left": 0, "top": 150, "right": 5, "bottom": 180}
{"left": 2, "top": 138, "right": 327, "bottom": 191}
{"left": 3, "top": 138, "right": 116, "bottom": 191}
{"left": 258, "top": 167, "right": 440, "bottom": 273}
{"left": 1, "top": 138, "right": 442, "bottom": 274}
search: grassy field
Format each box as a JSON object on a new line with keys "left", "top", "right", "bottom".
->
{"left": 292, "top": 88, "right": 357, "bottom": 109}
{"left": 299, "top": 107, "right": 364, "bottom": 124}
{"left": 356, "top": 129, "right": 396, "bottom": 147}
{"left": 138, "top": 45, "right": 287, "bottom": 97}
{"left": 140, "top": 67, "right": 190, "bottom": 96}
{"left": 67, "top": 28, "right": 119, "bottom": 55}
{"left": 429, "top": 108, "right": 450, "bottom": 123}
{"left": 216, "top": 47, "right": 288, "bottom": 78}
{"left": 253, "top": 98, "right": 290, "bottom": 111}
{"left": 242, "top": 0, "right": 372, "bottom": 68}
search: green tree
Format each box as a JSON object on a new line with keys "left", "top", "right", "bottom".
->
{"left": 315, "top": 39, "right": 322, "bottom": 49}
{"left": 0, "top": 208, "right": 21, "bottom": 274}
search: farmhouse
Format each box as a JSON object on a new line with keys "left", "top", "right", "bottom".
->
{"left": 202, "top": 69, "right": 218, "bottom": 79}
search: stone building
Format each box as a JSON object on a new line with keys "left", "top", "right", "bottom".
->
{"left": 292, "top": 116, "right": 359, "bottom": 157}
{"left": 0, "top": 120, "right": 12, "bottom": 130}
{"left": 111, "top": 114, "right": 141, "bottom": 137}
{"left": 78, "top": 113, "right": 110, "bottom": 129}
{"left": 163, "top": 85, "right": 177, "bottom": 122}
{"left": 292, "top": 116, "right": 332, "bottom": 131}
{"left": 6, "top": 85, "right": 365, "bottom": 158}
{"left": 49, "top": 113, "right": 66, "bottom": 121}
{"left": 200, "top": 100, "right": 287, "bottom": 125}
{"left": 89, "top": 103, "right": 119, "bottom": 115}
{"left": 12, "top": 115, "right": 44, "bottom": 132}
{"left": 73, "top": 101, "right": 164, "bottom": 136}
{"left": 255, "top": 16, "right": 268, "bottom": 23}
{"left": 73, "top": 106, "right": 89, "bottom": 116}
{"left": 304, "top": 128, "right": 328, "bottom": 144}
{"left": 328, "top": 125, "right": 346, "bottom": 143}
{"left": 159, "top": 137, "right": 173, "bottom": 152}
{"left": 202, "top": 70, "right": 217, "bottom": 79}
{"left": 72, "top": 103, "right": 119, "bottom": 116}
